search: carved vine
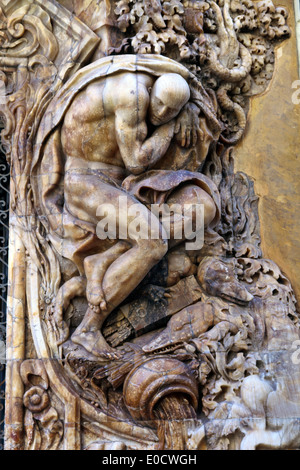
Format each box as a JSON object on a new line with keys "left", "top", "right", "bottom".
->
{"left": 0, "top": 3, "right": 61, "bottom": 313}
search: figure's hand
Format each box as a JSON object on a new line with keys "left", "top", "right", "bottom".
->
{"left": 175, "top": 103, "right": 201, "bottom": 148}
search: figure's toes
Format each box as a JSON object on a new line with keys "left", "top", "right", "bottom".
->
{"left": 98, "top": 350, "right": 121, "bottom": 360}
{"left": 87, "top": 283, "right": 107, "bottom": 309}
{"left": 92, "top": 338, "right": 119, "bottom": 359}
{"left": 72, "top": 328, "right": 120, "bottom": 360}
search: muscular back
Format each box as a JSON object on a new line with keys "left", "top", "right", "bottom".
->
{"left": 61, "top": 72, "right": 154, "bottom": 169}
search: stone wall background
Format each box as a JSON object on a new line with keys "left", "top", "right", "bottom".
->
{"left": 234, "top": 0, "right": 300, "bottom": 304}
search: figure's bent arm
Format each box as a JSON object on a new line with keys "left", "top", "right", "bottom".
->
{"left": 115, "top": 89, "right": 176, "bottom": 174}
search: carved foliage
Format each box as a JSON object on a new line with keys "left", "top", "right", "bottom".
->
{"left": 113, "top": 0, "right": 290, "bottom": 145}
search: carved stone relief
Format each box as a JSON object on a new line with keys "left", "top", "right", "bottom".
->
{"left": 1, "top": 0, "right": 299, "bottom": 450}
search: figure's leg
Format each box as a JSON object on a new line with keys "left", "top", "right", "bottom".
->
{"left": 165, "top": 184, "right": 218, "bottom": 248}
{"left": 72, "top": 237, "right": 168, "bottom": 358}
{"left": 54, "top": 276, "right": 87, "bottom": 327}
{"left": 53, "top": 276, "right": 87, "bottom": 346}
{"left": 167, "top": 184, "right": 217, "bottom": 229}
{"left": 84, "top": 241, "right": 130, "bottom": 310}
{"left": 66, "top": 172, "right": 168, "bottom": 357}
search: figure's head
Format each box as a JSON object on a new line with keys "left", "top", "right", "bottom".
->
{"left": 149, "top": 73, "right": 190, "bottom": 126}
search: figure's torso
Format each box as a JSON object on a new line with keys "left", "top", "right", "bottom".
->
{"left": 61, "top": 72, "right": 154, "bottom": 172}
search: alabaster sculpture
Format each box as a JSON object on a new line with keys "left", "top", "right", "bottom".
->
{"left": 1, "top": 0, "right": 300, "bottom": 450}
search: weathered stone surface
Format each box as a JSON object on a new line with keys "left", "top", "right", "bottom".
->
{"left": 234, "top": 0, "right": 300, "bottom": 305}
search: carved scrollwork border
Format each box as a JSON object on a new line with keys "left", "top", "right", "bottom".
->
{"left": 1, "top": 0, "right": 99, "bottom": 450}
{"left": 0, "top": 125, "right": 9, "bottom": 451}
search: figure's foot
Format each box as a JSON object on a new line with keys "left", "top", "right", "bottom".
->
{"left": 71, "top": 305, "right": 121, "bottom": 360}
{"left": 72, "top": 329, "right": 121, "bottom": 360}
{"left": 52, "top": 276, "right": 87, "bottom": 345}
{"left": 84, "top": 254, "right": 111, "bottom": 310}
{"left": 86, "top": 279, "right": 107, "bottom": 311}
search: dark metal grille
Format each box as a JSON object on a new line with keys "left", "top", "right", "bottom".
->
{"left": 0, "top": 132, "right": 9, "bottom": 450}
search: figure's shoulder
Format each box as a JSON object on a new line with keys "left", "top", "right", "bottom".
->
{"left": 68, "top": 72, "right": 152, "bottom": 115}
{"left": 108, "top": 72, "right": 152, "bottom": 109}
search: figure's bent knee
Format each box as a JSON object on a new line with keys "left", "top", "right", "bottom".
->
{"left": 137, "top": 238, "right": 168, "bottom": 262}
{"left": 203, "top": 196, "right": 217, "bottom": 227}
{"left": 150, "top": 238, "right": 168, "bottom": 262}
{"left": 167, "top": 184, "right": 217, "bottom": 228}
